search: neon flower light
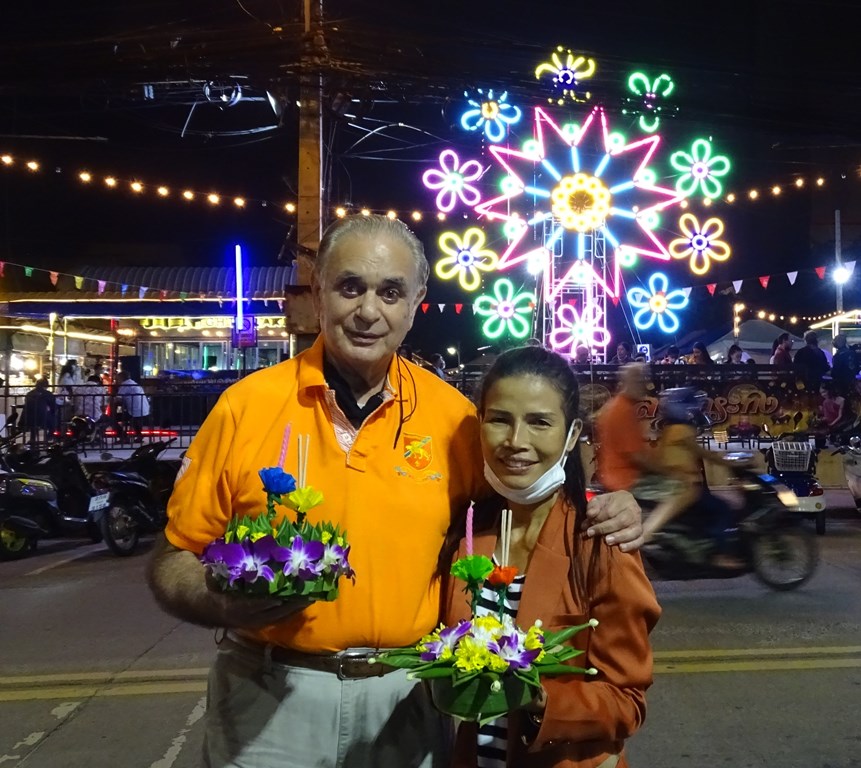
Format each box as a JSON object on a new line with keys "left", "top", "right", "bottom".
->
{"left": 670, "top": 139, "right": 731, "bottom": 199}
{"left": 627, "top": 272, "right": 689, "bottom": 334}
{"left": 474, "top": 279, "right": 535, "bottom": 340}
{"left": 549, "top": 302, "right": 611, "bottom": 353}
{"left": 669, "top": 213, "right": 731, "bottom": 275}
{"left": 535, "top": 46, "right": 596, "bottom": 104}
{"left": 435, "top": 227, "right": 499, "bottom": 291}
{"left": 623, "top": 72, "right": 676, "bottom": 133}
{"left": 422, "top": 149, "right": 483, "bottom": 213}
{"left": 460, "top": 89, "right": 522, "bottom": 143}
{"left": 476, "top": 106, "right": 684, "bottom": 298}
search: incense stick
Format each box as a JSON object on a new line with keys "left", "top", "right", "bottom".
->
{"left": 500, "top": 508, "right": 512, "bottom": 568}
{"left": 465, "top": 501, "right": 474, "bottom": 556}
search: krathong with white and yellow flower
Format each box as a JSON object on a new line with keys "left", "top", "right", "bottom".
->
{"left": 200, "top": 430, "right": 354, "bottom": 601}
{"left": 373, "top": 506, "right": 596, "bottom": 723}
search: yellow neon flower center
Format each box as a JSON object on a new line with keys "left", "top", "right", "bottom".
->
{"left": 481, "top": 100, "right": 500, "bottom": 120}
{"left": 649, "top": 292, "right": 668, "bottom": 313}
{"left": 551, "top": 174, "right": 611, "bottom": 232}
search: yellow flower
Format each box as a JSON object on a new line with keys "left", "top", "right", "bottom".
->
{"left": 320, "top": 530, "right": 332, "bottom": 544}
{"left": 235, "top": 524, "right": 250, "bottom": 540}
{"left": 336, "top": 536, "right": 345, "bottom": 547}
{"left": 249, "top": 531, "right": 267, "bottom": 542}
{"left": 453, "top": 637, "right": 494, "bottom": 673}
{"left": 471, "top": 615, "right": 504, "bottom": 645}
{"left": 287, "top": 486, "right": 324, "bottom": 513}
{"left": 524, "top": 625, "right": 544, "bottom": 651}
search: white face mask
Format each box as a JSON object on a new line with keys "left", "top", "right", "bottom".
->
{"left": 483, "top": 420, "right": 581, "bottom": 505}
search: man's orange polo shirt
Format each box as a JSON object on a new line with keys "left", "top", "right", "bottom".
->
{"left": 165, "top": 336, "right": 485, "bottom": 653}
{"left": 594, "top": 393, "right": 646, "bottom": 492}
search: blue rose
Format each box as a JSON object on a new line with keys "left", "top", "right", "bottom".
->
{"left": 259, "top": 467, "right": 297, "bottom": 495}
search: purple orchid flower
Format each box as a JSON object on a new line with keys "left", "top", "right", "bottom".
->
{"left": 201, "top": 539, "right": 277, "bottom": 586}
{"left": 491, "top": 633, "right": 542, "bottom": 671}
{"left": 320, "top": 542, "right": 355, "bottom": 579}
{"left": 420, "top": 620, "right": 472, "bottom": 661}
{"left": 282, "top": 535, "right": 325, "bottom": 581}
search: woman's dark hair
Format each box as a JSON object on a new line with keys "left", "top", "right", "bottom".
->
{"left": 777, "top": 332, "right": 790, "bottom": 345}
{"left": 692, "top": 341, "right": 713, "bottom": 364}
{"left": 58, "top": 360, "right": 77, "bottom": 378}
{"left": 87, "top": 374, "right": 101, "bottom": 384}
{"left": 726, "top": 344, "right": 743, "bottom": 361}
{"left": 437, "top": 345, "right": 601, "bottom": 597}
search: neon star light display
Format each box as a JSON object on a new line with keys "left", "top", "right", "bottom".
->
{"left": 460, "top": 89, "right": 522, "bottom": 143}
{"left": 474, "top": 279, "right": 536, "bottom": 340}
{"left": 535, "top": 47, "right": 596, "bottom": 104}
{"left": 627, "top": 272, "right": 689, "bottom": 334}
{"left": 623, "top": 72, "right": 676, "bottom": 133}
{"left": 549, "top": 302, "right": 611, "bottom": 351}
{"left": 670, "top": 138, "right": 731, "bottom": 199}
{"left": 435, "top": 227, "right": 499, "bottom": 291}
{"left": 669, "top": 213, "right": 731, "bottom": 275}
{"left": 421, "top": 149, "right": 483, "bottom": 213}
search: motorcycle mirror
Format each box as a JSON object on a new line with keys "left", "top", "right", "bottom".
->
{"left": 850, "top": 436, "right": 861, "bottom": 448}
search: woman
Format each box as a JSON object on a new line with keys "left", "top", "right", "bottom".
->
{"left": 689, "top": 342, "right": 713, "bottom": 365}
{"left": 725, "top": 344, "right": 744, "bottom": 364}
{"left": 439, "top": 346, "right": 660, "bottom": 768}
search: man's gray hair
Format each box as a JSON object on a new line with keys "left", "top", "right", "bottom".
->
{"left": 312, "top": 214, "right": 429, "bottom": 288}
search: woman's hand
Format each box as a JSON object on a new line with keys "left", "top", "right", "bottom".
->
{"left": 584, "top": 491, "right": 644, "bottom": 552}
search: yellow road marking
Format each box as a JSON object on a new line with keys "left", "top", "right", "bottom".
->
{"left": 653, "top": 645, "right": 861, "bottom": 660}
{"left": 656, "top": 658, "right": 861, "bottom": 674}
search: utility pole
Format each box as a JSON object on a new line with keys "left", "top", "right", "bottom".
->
{"left": 835, "top": 208, "right": 843, "bottom": 313}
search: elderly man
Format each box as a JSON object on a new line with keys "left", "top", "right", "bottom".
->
{"left": 147, "top": 215, "right": 642, "bottom": 768}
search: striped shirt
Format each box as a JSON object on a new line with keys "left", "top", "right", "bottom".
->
{"left": 475, "top": 567, "right": 527, "bottom": 768}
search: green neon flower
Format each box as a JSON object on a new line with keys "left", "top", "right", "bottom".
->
{"left": 670, "top": 139, "right": 731, "bottom": 199}
{"left": 474, "top": 279, "right": 536, "bottom": 340}
{"left": 625, "top": 72, "right": 675, "bottom": 133}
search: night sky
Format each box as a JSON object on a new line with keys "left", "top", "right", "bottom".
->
{"left": 1, "top": 0, "right": 860, "bottom": 362}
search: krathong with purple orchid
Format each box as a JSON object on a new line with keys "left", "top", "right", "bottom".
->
{"left": 372, "top": 505, "right": 597, "bottom": 724}
{"left": 200, "top": 433, "right": 355, "bottom": 602}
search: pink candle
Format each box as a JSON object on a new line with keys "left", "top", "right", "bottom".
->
{"left": 278, "top": 423, "right": 292, "bottom": 469}
{"left": 465, "top": 502, "right": 474, "bottom": 556}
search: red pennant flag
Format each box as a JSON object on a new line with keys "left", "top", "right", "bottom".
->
{"left": 759, "top": 275, "right": 770, "bottom": 289}
{"left": 49, "top": 271, "right": 59, "bottom": 286}
{"left": 610, "top": 295, "right": 620, "bottom": 306}
{"left": 567, "top": 298, "right": 578, "bottom": 307}
{"left": 706, "top": 284, "right": 716, "bottom": 295}
{"left": 421, "top": 303, "right": 430, "bottom": 314}
{"left": 160, "top": 290, "right": 168, "bottom": 300}
{"left": 0, "top": 261, "right": 4, "bottom": 277}
{"left": 454, "top": 303, "right": 463, "bottom": 314}
{"left": 815, "top": 266, "right": 826, "bottom": 280}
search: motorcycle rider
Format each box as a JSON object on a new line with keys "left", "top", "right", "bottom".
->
{"left": 642, "top": 388, "right": 744, "bottom": 569}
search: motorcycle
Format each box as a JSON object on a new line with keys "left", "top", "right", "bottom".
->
{"left": 761, "top": 431, "right": 827, "bottom": 535}
{"left": 831, "top": 436, "right": 861, "bottom": 511}
{"left": 641, "top": 454, "right": 819, "bottom": 591}
{"left": 0, "top": 436, "right": 104, "bottom": 559}
{"left": 89, "top": 439, "right": 178, "bottom": 555}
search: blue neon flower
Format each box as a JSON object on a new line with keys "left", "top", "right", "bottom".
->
{"left": 460, "top": 89, "right": 522, "bottom": 143}
{"left": 627, "top": 272, "right": 689, "bottom": 334}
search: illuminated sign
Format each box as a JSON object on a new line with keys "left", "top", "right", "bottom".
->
{"left": 626, "top": 272, "right": 689, "bottom": 334}
{"left": 460, "top": 89, "right": 522, "bottom": 143}
{"left": 670, "top": 138, "right": 731, "bottom": 200}
{"left": 474, "top": 279, "right": 535, "bottom": 340}
{"left": 435, "top": 227, "right": 499, "bottom": 291}
{"left": 669, "top": 213, "right": 731, "bottom": 275}
{"left": 140, "top": 316, "right": 286, "bottom": 332}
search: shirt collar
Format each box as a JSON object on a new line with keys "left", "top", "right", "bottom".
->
{"left": 298, "top": 335, "right": 399, "bottom": 399}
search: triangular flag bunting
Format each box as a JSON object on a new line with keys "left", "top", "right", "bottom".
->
{"left": 455, "top": 303, "right": 463, "bottom": 314}
{"left": 277, "top": 300, "right": 284, "bottom": 311}
{"left": 24, "top": 267, "right": 33, "bottom": 277}
{"left": 787, "top": 271, "right": 798, "bottom": 285}
{"left": 732, "top": 280, "right": 743, "bottom": 293}
{"left": 438, "top": 303, "right": 445, "bottom": 313}
{"left": 160, "top": 290, "right": 168, "bottom": 300}
{"left": 74, "top": 275, "right": 84, "bottom": 289}
{"left": 815, "top": 266, "right": 826, "bottom": 280}
{"left": 49, "top": 271, "right": 59, "bottom": 286}
{"left": 97, "top": 280, "right": 107, "bottom": 294}
{"left": 567, "top": 297, "right": 578, "bottom": 307}
{"left": 681, "top": 287, "right": 692, "bottom": 299}
{"left": 139, "top": 286, "right": 147, "bottom": 299}
{"left": 472, "top": 304, "right": 478, "bottom": 314}
{"left": 421, "top": 303, "right": 430, "bottom": 314}
{"left": 845, "top": 260, "right": 856, "bottom": 276}
{"left": 179, "top": 291, "right": 188, "bottom": 300}
{"left": 121, "top": 284, "right": 128, "bottom": 296}
{"left": 610, "top": 295, "right": 620, "bottom": 306}
{"left": 706, "top": 283, "right": 716, "bottom": 295}
{"left": 759, "top": 275, "right": 770, "bottom": 289}
{"left": 0, "top": 262, "right": 5, "bottom": 277}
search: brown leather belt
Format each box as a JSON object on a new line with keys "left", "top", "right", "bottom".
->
{"left": 225, "top": 632, "right": 395, "bottom": 680}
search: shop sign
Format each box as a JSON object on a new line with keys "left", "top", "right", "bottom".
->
{"left": 140, "top": 316, "right": 285, "bottom": 332}
{"left": 232, "top": 316, "right": 257, "bottom": 348}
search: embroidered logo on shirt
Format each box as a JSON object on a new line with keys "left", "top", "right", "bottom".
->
{"left": 403, "top": 433, "right": 432, "bottom": 470}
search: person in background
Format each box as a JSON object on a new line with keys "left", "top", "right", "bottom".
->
{"left": 429, "top": 353, "right": 447, "bottom": 379}
{"left": 725, "top": 344, "right": 744, "bottom": 364}
{"left": 116, "top": 370, "right": 150, "bottom": 440}
{"left": 396, "top": 343, "right": 415, "bottom": 362}
{"left": 794, "top": 331, "right": 830, "bottom": 392}
{"left": 608, "top": 341, "right": 633, "bottom": 365}
{"left": 145, "top": 214, "right": 643, "bottom": 768}
{"left": 769, "top": 337, "right": 780, "bottom": 365}
{"left": 660, "top": 345, "right": 685, "bottom": 365}
{"left": 818, "top": 381, "right": 848, "bottom": 431}
{"left": 772, "top": 333, "right": 793, "bottom": 368}
{"left": 830, "top": 334, "right": 859, "bottom": 397}
{"left": 22, "top": 378, "right": 57, "bottom": 445}
{"left": 75, "top": 374, "right": 108, "bottom": 423}
{"left": 689, "top": 342, "right": 714, "bottom": 365}
{"left": 572, "top": 344, "right": 591, "bottom": 365}
{"left": 57, "top": 359, "right": 81, "bottom": 393}
{"left": 440, "top": 346, "right": 660, "bottom": 768}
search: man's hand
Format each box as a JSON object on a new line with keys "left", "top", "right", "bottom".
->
{"left": 204, "top": 571, "right": 311, "bottom": 629}
{"left": 584, "top": 491, "right": 644, "bottom": 552}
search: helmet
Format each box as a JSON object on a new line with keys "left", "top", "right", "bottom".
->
{"left": 659, "top": 387, "right": 708, "bottom": 426}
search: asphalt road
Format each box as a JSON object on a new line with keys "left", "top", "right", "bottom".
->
{"left": 1, "top": 517, "right": 859, "bottom": 768}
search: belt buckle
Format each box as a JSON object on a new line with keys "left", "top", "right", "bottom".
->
{"left": 337, "top": 649, "right": 379, "bottom": 680}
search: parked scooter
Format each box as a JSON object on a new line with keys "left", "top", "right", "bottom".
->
{"left": 641, "top": 454, "right": 819, "bottom": 591}
{"left": 761, "top": 430, "right": 827, "bottom": 535}
{"left": 89, "top": 439, "right": 178, "bottom": 555}
{"left": 831, "top": 435, "right": 861, "bottom": 510}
